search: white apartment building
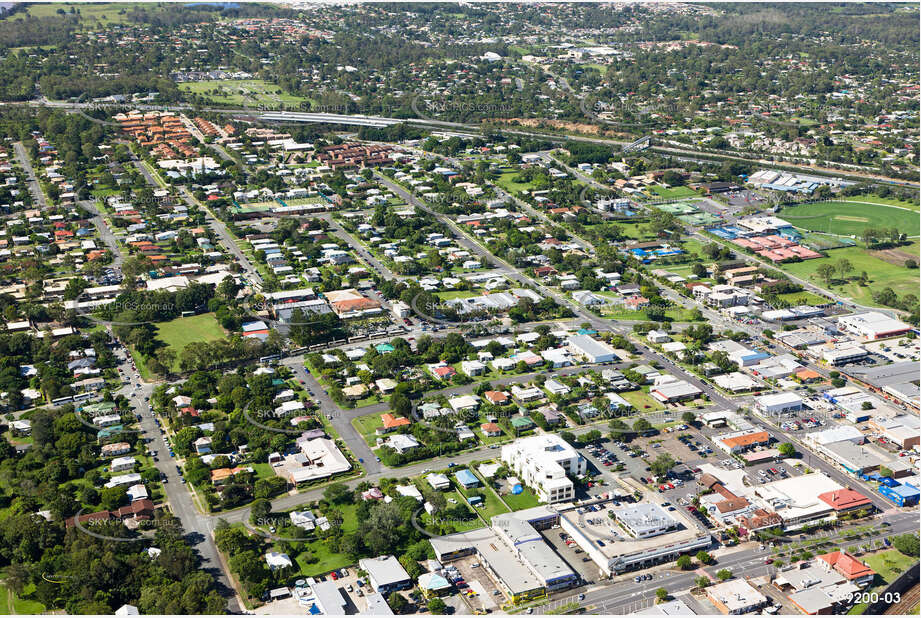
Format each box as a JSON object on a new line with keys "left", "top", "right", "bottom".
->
{"left": 501, "top": 435, "right": 586, "bottom": 503}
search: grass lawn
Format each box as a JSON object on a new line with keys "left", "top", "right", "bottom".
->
{"left": 495, "top": 170, "right": 541, "bottom": 195}
{"left": 585, "top": 220, "right": 655, "bottom": 242}
{"left": 599, "top": 307, "right": 702, "bottom": 322}
{"left": 179, "top": 79, "right": 311, "bottom": 109}
{"left": 4, "top": 3, "right": 138, "bottom": 28}
{"left": 648, "top": 185, "right": 699, "bottom": 199}
{"left": 472, "top": 424, "right": 512, "bottom": 446}
{"left": 456, "top": 477, "right": 509, "bottom": 521}
{"left": 501, "top": 485, "right": 541, "bottom": 511}
{"left": 778, "top": 245, "right": 919, "bottom": 307}
{"left": 0, "top": 579, "right": 46, "bottom": 615}
{"left": 621, "top": 389, "right": 665, "bottom": 411}
{"left": 841, "top": 194, "right": 920, "bottom": 212}
{"left": 779, "top": 201, "right": 920, "bottom": 236}
{"left": 775, "top": 291, "right": 829, "bottom": 306}
{"left": 862, "top": 549, "right": 917, "bottom": 583}
{"left": 155, "top": 313, "right": 227, "bottom": 370}
{"left": 129, "top": 345, "right": 155, "bottom": 382}
{"left": 295, "top": 544, "right": 354, "bottom": 578}
{"left": 351, "top": 413, "right": 385, "bottom": 447}
{"left": 421, "top": 490, "right": 484, "bottom": 533}
{"left": 436, "top": 290, "right": 481, "bottom": 300}
{"left": 250, "top": 462, "right": 278, "bottom": 480}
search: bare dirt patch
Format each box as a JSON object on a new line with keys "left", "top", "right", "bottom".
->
{"left": 870, "top": 248, "right": 918, "bottom": 266}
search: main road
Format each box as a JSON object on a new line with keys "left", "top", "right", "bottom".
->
{"left": 7, "top": 97, "right": 916, "bottom": 188}
{"left": 12, "top": 141, "right": 49, "bottom": 209}
{"left": 112, "top": 340, "right": 243, "bottom": 613}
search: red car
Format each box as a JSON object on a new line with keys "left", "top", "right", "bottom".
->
{"left": 330, "top": 572, "right": 337, "bottom": 580}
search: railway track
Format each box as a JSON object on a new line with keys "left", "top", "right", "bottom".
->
{"left": 884, "top": 581, "right": 919, "bottom": 615}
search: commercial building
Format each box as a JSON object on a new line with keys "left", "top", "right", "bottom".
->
{"left": 566, "top": 334, "right": 618, "bottom": 364}
{"left": 816, "top": 489, "right": 872, "bottom": 516}
{"left": 650, "top": 379, "right": 702, "bottom": 403}
{"left": 843, "top": 361, "right": 920, "bottom": 410}
{"left": 560, "top": 503, "right": 710, "bottom": 576}
{"left": 878, "top": 482, "right": 920, "bottom": 507}
{"left": 716, "top": 430, "right": 771, "bottom": 454}
{"left": 358, "top": 555, "right": 412, "bottom": 595}
{"left": 612, "top": 503, "right": 677, "bottom": 538}
{"left": 818, "top": 551, "right": 876, "bottom": 588}
{"left": 705, "top": 579, "right": 768, "bottom": 615}
{"left": 822, "top": 345, "right": 868, "bottom": 366}
{"left": 750, "top": 473, "right": 843, "bottom": 527}
{"left": 804, "top": 426, "right": 864, "bottom": 449}
{"left": 428, "top": 507, "right": 571, "bottom": 603}
{"left": 819, "top": 440, "right": 891, "bottom": 476}
{"left": 755, "top": 392, "right": 803, "bottom": 415}
{"left": 492, "top": 510, "right": 579, "bottom": 592}
{"left": 635, "top": 598, "right": 696, "bottom": 615}
{"left": 501, "top": 435, "right": 586, "bottom": 503}
{"left": 837, "top": 312, "right": 912, "bottom": 340}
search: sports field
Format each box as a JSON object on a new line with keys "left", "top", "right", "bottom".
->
{"left": 779, "top": 245, "right": 918, "bottom": 307}
{"left": 155, "top": 313, "right": 227, "bottom": 369}
{"left": 648, "top": 185, "right": 699, "bottom": 199}
{"left": 780, "top": 201, "right": 920, "bottom": 237}
{"left": 842, "top": 194, "right": 920, "bottom": 212}
{"left": 179, "top": 79, "right": 311, "bottom": 109}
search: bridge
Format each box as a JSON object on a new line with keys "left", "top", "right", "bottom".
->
{"left": 622, "top": 135, "right": 651, "bottom": 153}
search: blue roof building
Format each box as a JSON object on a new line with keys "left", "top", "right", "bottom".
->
{"left": 879, "top": 483, "right": 920, "bottom": 507}
{"left": 455, "top": 469, "right": 480, "bottom": 489}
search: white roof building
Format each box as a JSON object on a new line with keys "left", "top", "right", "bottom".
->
{"left": 706, "top": 579, "right": 768, "bottom": 614}
{"left": 501, "top": 435, "right": 586, "bottom": 503}
{"left": 567, "top": 334, "right": 617, "bottom": 364}
{"left": 837, "top": 312, "right": 911, "bottom": 340}
{"left": 265, "top": 551, "right": 293, "bottom": 570}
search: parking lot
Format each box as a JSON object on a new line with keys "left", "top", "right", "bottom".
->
{"left": 864, "top": 339, "right": 920, "bottom": 363}
{"left": 725, "top": 189, "right": 767, "bottom": 208}
{"left": 450, "top": 554, "right": 507, "bottom": 612}
{"left": 543, "top": 526, "right": 601, "bottom": 584}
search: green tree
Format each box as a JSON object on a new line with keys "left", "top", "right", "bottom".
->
{"left": 633, "top": 418, "right": 652, "bottom": 433}
{"left": 655, "top": 587, "right": 668, "bottom": 602}
{"left": 323, "top": 482, "right": 353, "bottom": 505}
{"left": 388, "top": 592, "right": 409, "bottom": 614}
{"left": 250, "top": 498, "right": 271, "bottom": 525}
{"left": 816, "top": 264, "right": 836, "bottom": 285}
{"left": 650, "top": 453, "right": 676, "bottom": 477}
{"left": 695, "top": 576, "right": 711, "bottom": 589}
{"left": 716, "top": 569, "right": 732, "bottom": 581}
{"left": 777, "top": 443, "right": 796, "bottom": 458}
{"left": 676, "top": 555, "right": 693, "bottom": 570}
{"left": 427, "top": 598, "right": 448, "bottom": 614}
{"left": 399, "top": 554, "right": 423, "bottom": 580}
{"left": 891, "top": 533, "right": 919, "bottom": 558}
{"left": 100, "top": 486, "right": 127, "bottom": 511}
{"left": 836, "top": 258, "right": 853, "bottom": 279}
{"left": 681, "top": 411, "right": 696, "bottom": 425}
{"left": 696, "top": 551, "right": 713, "bottom": 565}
